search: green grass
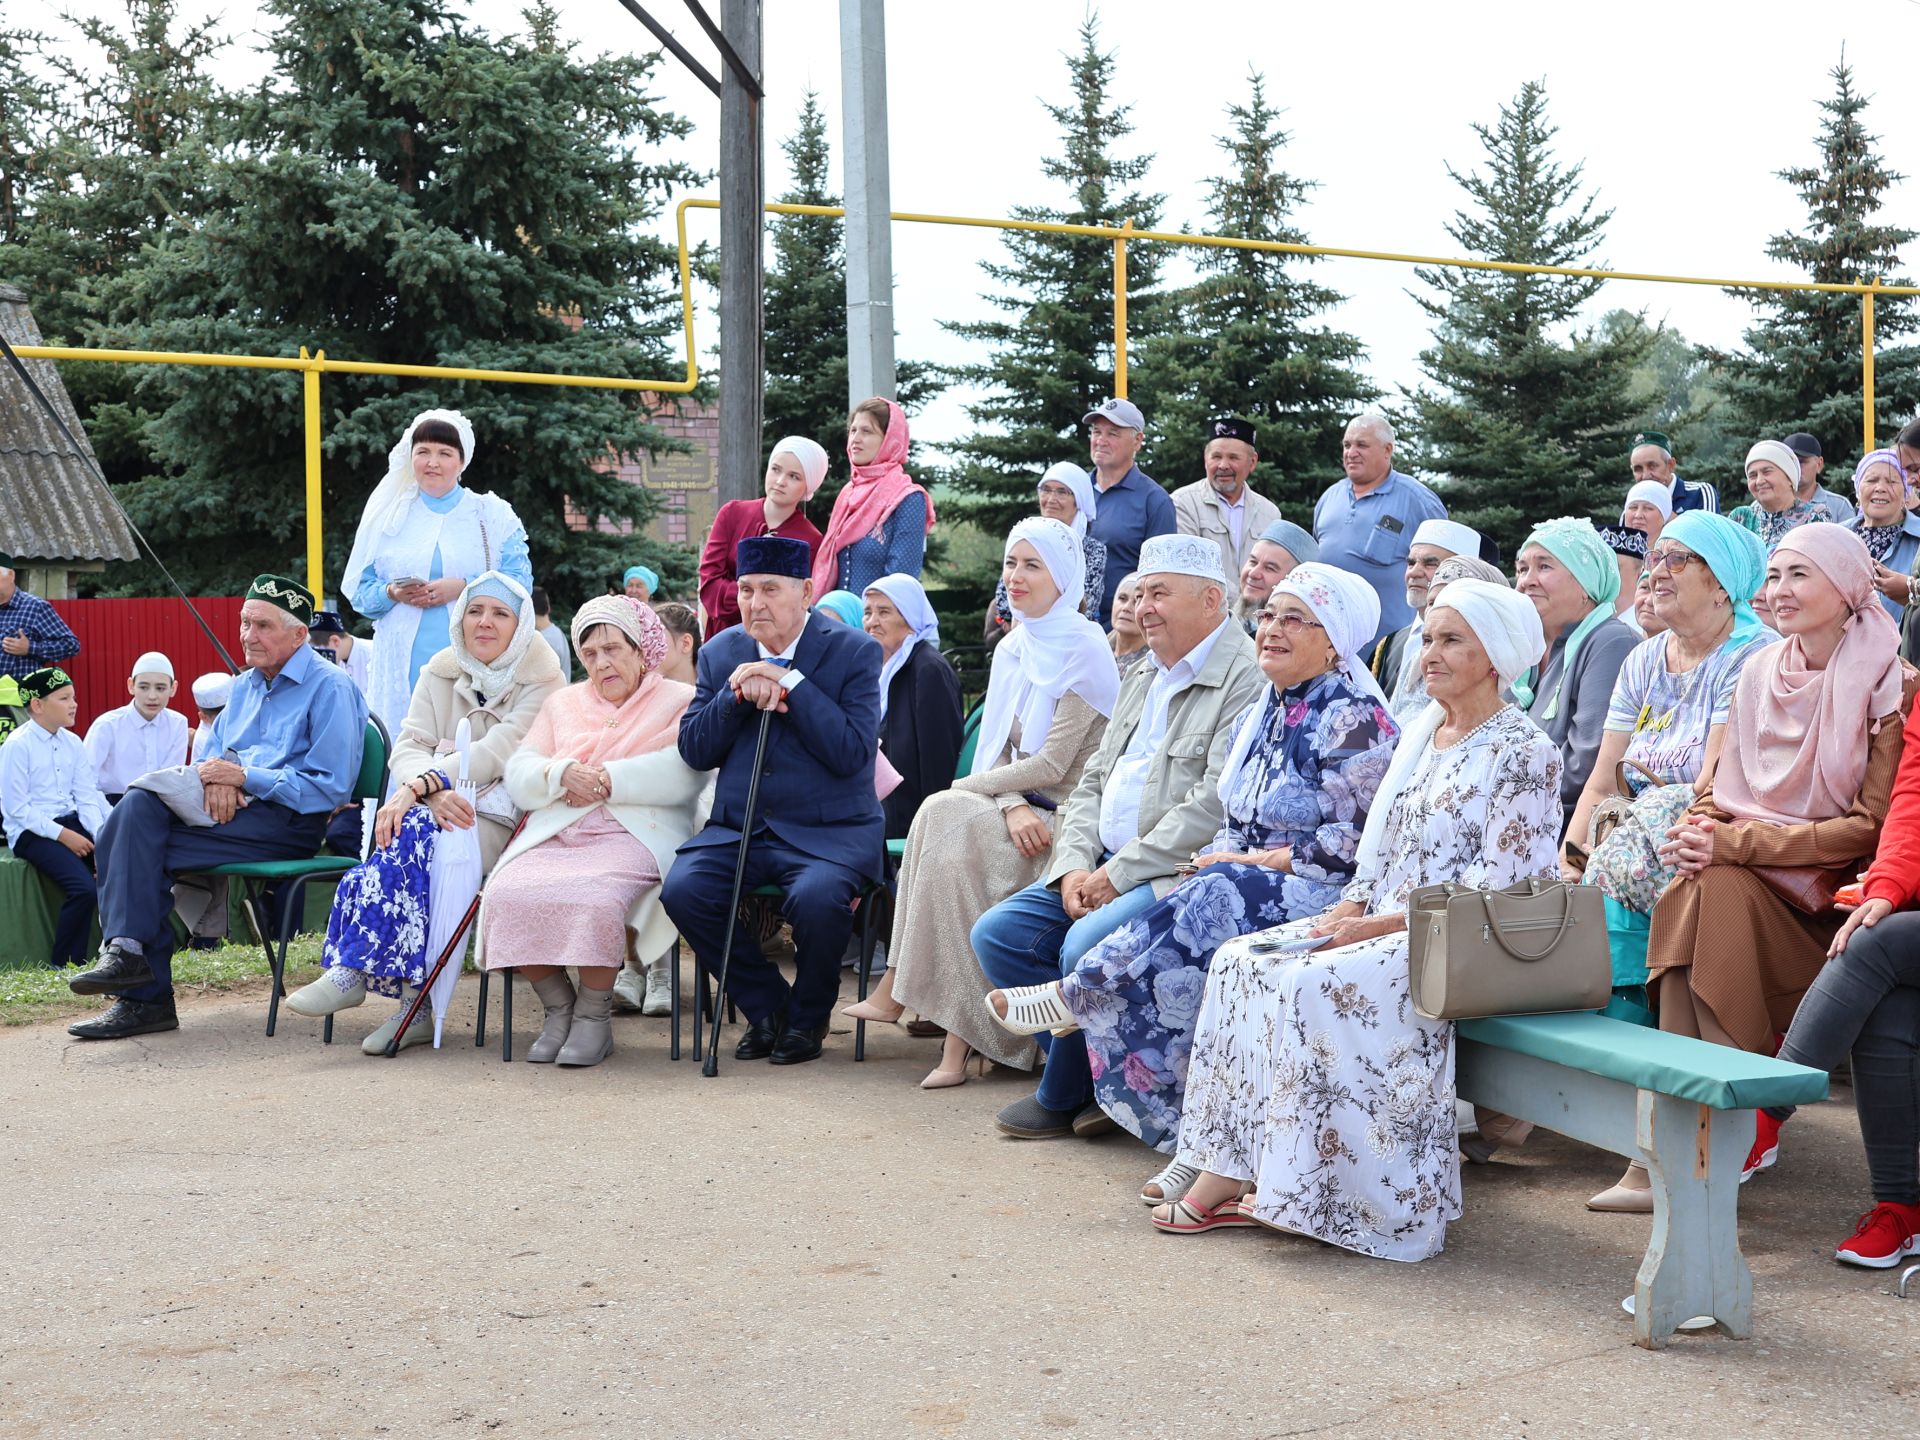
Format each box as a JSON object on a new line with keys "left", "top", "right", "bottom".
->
{"left": 0, "top": 937, "right": 326, "bottom": 1026}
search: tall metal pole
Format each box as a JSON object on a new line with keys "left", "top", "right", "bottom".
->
{"left": 840, "top": 0, "right": 896, "bottom": 406}
{"left": 717, "top": 0, "right": 763, "bottom": 507}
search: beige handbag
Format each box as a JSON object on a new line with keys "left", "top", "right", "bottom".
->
{"left": 1405, "top": 876, "right": 1610, "bottom": 1021}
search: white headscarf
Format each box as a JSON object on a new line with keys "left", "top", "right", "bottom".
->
{"left": 1351, "top": 579, "right": 1545, "bottom": 884}
{"left": 1216, "top": 563, "right": 1387, "bottom": 804}
{"left": 770, "top": 436, "right": 831, "bottom": 499}
{"left": 448, "top": 571, "right": 537, "bottom": 699}
{"left": 865, "top": 573, "right": 940, "bottom": 718}
{"left": 972, "top": 517, "right": 1120, "bottom": 776}
{"left": 1039, "top": 462, "right": 1097, "bottom": 539}
{"left": 1622, "top": 479, "right": 1675, "bottom": 523}
{"left": 342, "top": 409, "right": 477, "bottom": 597}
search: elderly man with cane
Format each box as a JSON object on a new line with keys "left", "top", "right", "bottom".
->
{"left": 662, "top": 536, "right": 886, "bottom": 1067}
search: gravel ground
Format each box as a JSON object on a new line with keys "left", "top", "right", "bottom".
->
{"left": 2, "top": 980, "right": 1915, "bottom": 1439}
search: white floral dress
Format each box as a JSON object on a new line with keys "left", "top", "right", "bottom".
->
{"left": 1175, "top": 706, "right": 1562, "bottom": 1262}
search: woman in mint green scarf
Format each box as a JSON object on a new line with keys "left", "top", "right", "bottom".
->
{"left": 1515, "top": 517, "right": 1641, "bottom": 832}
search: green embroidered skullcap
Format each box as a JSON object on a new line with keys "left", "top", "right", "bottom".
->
{"left": 20, "top": 667, "right": 73, "bottom": 702}
{"left": 1630, "top": 430, "right": 1672, "bottom": 456}
{"left": 247, "top": 574, "right": 316, "bottom": 625}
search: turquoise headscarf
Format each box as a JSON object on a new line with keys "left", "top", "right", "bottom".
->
{"left": 622, "top": 564, "right": 659, "bottom": 596}
{"left": 1658, "top": 510, "right": 1768, "bottom": 648}
{"left": 1516, "top": 517, "right": 1621, "bottom": 720}
{"left": 815, "top": 590, "right": 865, "bottom": 626}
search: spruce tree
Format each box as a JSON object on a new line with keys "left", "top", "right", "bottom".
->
{"left": 1138, "top": 72, "right": 1376, "bottom": 522}
{"left": 57, "top": 0, "right": 701, "bottom": 608}
{"left": 1408, "top": 81, "right": 1652, "bottom": 557}
{"left": 761, "top": 90, "right": 940, "bottom": 521}
{"left": 942, "top": 14, "right": 1166, "bottom": 543}
{"left": 1711, "top": 59, "right": 1920, "bottom": 460}
{"left": 0, "top": 25, "right": 57, "bottom": 249}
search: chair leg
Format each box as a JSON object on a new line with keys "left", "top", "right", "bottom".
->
{"left": 669, "top": 939, "right": 682, "bottom": 1061}
{"left": 500, "top": 968, "right": 514, "bottom": 1062}
{"left": 854, "top": 892, "right": 878, "bottom": 1062}
{"left": 692, "top": 950, "right": 704, "bottom": 1062}
{"left": 475, "top": 968, "right": 490, "bottom": 1047}
{"left": 261, "top": 881, "right": 286, "bottom": 1038}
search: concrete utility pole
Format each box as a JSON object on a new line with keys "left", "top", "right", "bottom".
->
{"left": 716, "top": 0, "right": 764, "bottom": 507}
{"left": 840, "top": 0, "right": 896, "bottom": 406}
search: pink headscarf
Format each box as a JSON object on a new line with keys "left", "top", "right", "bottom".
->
{"left": 810, "top": 399, "right": 936, "bottom": 592}
{"left": 1714, "top": 525, "right": 1906, "bottom": 825}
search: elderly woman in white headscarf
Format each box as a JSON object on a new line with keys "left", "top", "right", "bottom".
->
{"left": 861, "top": 572, "right": 964, "bottom": 838}
{"left": 474, "top": 595, "right": 705, "bottom": 1068}
{"left": 287, "top": 571, "right": 564, "bottom": 1053}
{"left": 342, "top": 411, "right": 532, "bottom": 738}
{"left": 846, "top": 517, "right": 1117, "bottom": 1087}
{"left": 1144, "top": 581, "right": 1562, "bottom": 1256}
{"left": 984, "top": 564, "right": 1402, "bottom": 1198}
{"left": 984, "top": 461, "right": 1107, "bottom": 645}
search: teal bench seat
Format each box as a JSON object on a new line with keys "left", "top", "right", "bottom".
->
{"left": 1455, "top": 1010, "right": 1828, "bottom": 1349}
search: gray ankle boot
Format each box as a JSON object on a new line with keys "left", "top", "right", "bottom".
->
{"left": 556, "top": 983, "right": 614, "bottom": 1067}
{"left": 526, "top": 973, "right": 577, "bottom": 1063}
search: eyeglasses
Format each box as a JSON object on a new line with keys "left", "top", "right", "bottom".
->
{"left": 1646, "top": 550, "right": 1702, "bottom": 574}
{"left": 1257, "top": 611, "right": 1326, "bottom": 636}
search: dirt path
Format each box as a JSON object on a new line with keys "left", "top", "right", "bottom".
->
{"left": 2, "top": 985, "right": 1914, "bottom": 1438}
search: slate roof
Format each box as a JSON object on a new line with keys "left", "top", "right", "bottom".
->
{"left": 0, "top": 285, "right": 138, "bottom": 563}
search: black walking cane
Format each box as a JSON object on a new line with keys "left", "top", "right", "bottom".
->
{"left": 703, "top": 706, "right": 776, "bottom": 1077}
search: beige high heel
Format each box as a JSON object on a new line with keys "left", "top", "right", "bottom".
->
{"left": 921, "top": 1048, "right": 990, "bottom": 1089}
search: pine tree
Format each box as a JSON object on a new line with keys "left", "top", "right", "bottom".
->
{"left": 1137, "top": 72, "right": 1376, "bottom": 523}
{"left": 942, "top": 14, "right": 1166, "bottom": 543}
{"left": 1711, "top": 59, "right": 1920, "bottom": 461}
{"left": 1408, "top": 81, "right": 1653, "bottom": 558}
{"left": 0, "top": 25, "right": 58, "bottom": 248}
{"left": 761, "top": 90, "right": 940, "bottom": 521}
{"left": 57, "top": 0, "right": 701, "bottom": 608}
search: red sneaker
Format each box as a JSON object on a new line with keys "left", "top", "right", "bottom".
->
{"left": 1834, "top": 1202, "right": 1920, "bottom": 1269}
{"left": 1740, "top": 1111, "right": 1781, "bottom": 1184}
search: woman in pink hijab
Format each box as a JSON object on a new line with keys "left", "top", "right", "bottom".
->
{"left": 811, "top": 397, "right": 936, "bottom": 596}
{"left": 1591, "top": 526, "right": 1920, "bottom": 1210}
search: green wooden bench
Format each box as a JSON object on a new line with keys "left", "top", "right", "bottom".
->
{"left": 1455, "top": 1011, "right": 1829, "bottom": 1349}
{"left": 0, "top": 846, "right": 99, "bottom": 969}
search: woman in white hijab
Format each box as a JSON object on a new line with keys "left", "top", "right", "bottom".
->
{"left": 985, "top": 564, "right": 1403, "bottom": 1201}
{"left": 983, "top": 462, "right": 1107, "bottom": 646}
{"left": 343, "top": 410, "right": 532, "bottom": 738}
{"left": 287, "top": 572, "right": 564, "bottom": 1053}
{"left": 1138, "top": 581, "right": 1563, "bottom": 1257}
{"left": 847, "top": 518, "right": 1117, "bottom": 1087}
{"left": 862, "top": 572, "right": 964, "bottom": 838}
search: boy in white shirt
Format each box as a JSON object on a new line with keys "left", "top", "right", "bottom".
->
{"left": 1, "top": 668, "right": 112, "bottom": 967}
{"left": 84, "top": 651, "right": 189, "bottom": 801}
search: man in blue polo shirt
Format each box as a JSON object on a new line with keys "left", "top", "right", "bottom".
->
{"left": 1311, "top": 414, "right": 1447, "bottom": 651}
{"left": 1082, "top": 397, "right": 1176, "bottom": 626}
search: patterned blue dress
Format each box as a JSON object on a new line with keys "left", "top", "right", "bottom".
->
{"left": 322, "top": 805, "right": 437, "bottom": 995}
{"left": 1059, "top": 672, "right": 1399, "bottom": 1152}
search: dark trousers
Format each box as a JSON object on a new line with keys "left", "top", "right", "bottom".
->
{"left": 661, "top": 833, "right": 863, "bottom": 1029}
{"left": 1773, "top": 911, "right": 1920, "bottom": 1206}
{"left": 13, "top": 813, "right": 97, "bottom": 967}
{"left": 95, "top": 789, "right": 327, "bottom": 1004}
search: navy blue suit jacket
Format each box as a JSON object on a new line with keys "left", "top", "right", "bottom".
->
{"left": 677, "top": 614, "right": 886, "bottom": 882}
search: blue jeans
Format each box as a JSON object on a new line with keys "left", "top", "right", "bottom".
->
{"left": 972, "top": 878, "right": 1160, "bottom": 1113}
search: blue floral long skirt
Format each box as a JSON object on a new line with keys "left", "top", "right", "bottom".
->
{"left": 322, "top": 806, "right": 436, "bottom": 996}
{"left": 1059, "top": 861, "right": 1339, "bottom": 1153}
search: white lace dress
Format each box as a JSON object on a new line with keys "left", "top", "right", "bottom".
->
{"left": 1175, "top": 706, "right": 1562, "bottom": 1261}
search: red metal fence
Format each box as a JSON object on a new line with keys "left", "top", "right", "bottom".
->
{"left": 48, "top": 597, "right": 244, "bottom": 736}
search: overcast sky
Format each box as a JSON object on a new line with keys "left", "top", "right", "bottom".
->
{"left": 52, "top": 0, "right": 1920, "bottom": 471}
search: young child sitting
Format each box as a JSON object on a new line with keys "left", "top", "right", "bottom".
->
{"left": 84, "top": 651, "right": 188, "bottom": 802}
{"left": 0, "top": 668, "right": 112, "bottom": 967}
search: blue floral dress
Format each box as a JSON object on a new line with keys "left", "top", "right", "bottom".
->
{"left": 1059, "top": 672, "right": 1399, "bottom": 1152}
{"left": 322, "top": 805, "right": 437, "bottom": 995}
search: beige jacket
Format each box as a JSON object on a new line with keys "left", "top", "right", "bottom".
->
{"left": 388, "top": 640, "right": 565, "bottom": 871}
{"left": 1048, "top": 621, "right": 1265, "bottom": 899}
{"left": 1172, "top": 479, "right": 1282, "bottom": 581}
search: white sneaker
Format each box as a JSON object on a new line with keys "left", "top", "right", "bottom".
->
{"left": 641, "top": 959, "right": 673, "bottom": 1017}
{"left": 610, "top": 964, "right": 645, "bottom": 1014}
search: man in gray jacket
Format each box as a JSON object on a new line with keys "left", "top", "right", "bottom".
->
{"left": 972, "top": 534, "right": 1266, "bottom": 1140}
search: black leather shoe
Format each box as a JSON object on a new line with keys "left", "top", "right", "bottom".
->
{"left": 770, "top": 1020, "right": 829, "bottom": 1066}
{"left": 68, "top": 942, "right": 156, "bottom": 996}
{"left": 69, "top": 997, "right": 178, "bottom": 1040}
{"left": 734, "top": 1012, "right": 785, "bottom": 1061}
